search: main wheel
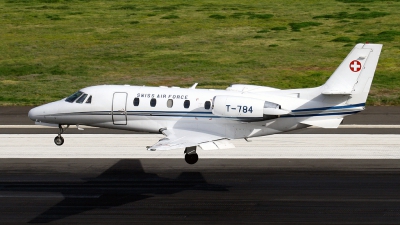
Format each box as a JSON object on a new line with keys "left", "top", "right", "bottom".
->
{"left": 185, "top": 153, "right": 199, "bottom": 165}
{"left": 54, "top": 136, "right": 64, "bottom": 146}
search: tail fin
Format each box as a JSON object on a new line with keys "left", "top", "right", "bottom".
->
{"left": 322, "top": 43, "right": 382, "bottom": 104}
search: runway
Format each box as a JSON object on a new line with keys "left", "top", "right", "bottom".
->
{"left": 1, "top": 158, "right": 400, "bottom": 224}
{"left": 0, "top": 134, "right": 399, "bottom": 159}
{"left": 0, "top": 106, "right": 400, "bottom": 224}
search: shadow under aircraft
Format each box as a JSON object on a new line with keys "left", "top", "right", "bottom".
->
{"left": 0, "top": 159, "right": 229, "bottom": 223}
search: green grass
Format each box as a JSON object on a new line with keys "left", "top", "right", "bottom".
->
{"left": 160, "top": 15, "right": 180, "bottom": 19}
{"left": 271, "top": 27, "right": 287, "bottom": 31}
{"left": 331, "top": 37, "right": 353, "bottom": 42}
{"left": 209, "top": 14, "right": 226, "bottom": 19}
{"left": 313, "top": 11, "right": 390, "bottom": 20}
{"left": 256, "top": 28, "right": 269, "bottom": 33}
{"left": 356, "top": 31, "right": 400, "bottom": 43}
{"left": 358, "top": 7, "right": 370, "bottom": 11}
{"left": 0, "top": 0, "right": 400, "bottom": 106}
{"left": 289, "top": 22, "right": 322, "bottom": 32}
{"left": 230, "top": 12, "right": 273, "bottom": 20}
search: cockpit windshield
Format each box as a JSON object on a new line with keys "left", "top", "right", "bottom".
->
{"left": 75, "top": 94, "right": 88, "bottom": 104}
{"left": 65, "top": 91, "right": 83, "bottom": 103}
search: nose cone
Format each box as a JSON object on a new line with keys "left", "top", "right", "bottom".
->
{"left": 28, "top": 106, "right": 41, "bottom": 121}
{"left": 28, "top": 101, "right": 61, "bottom": 122}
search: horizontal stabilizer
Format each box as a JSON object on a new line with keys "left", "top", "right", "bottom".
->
{"left": 199, "top": 139, "right": 235, "bottom": 150}
{"left": 300, "top": 118, "right": 343, "bottom": 128}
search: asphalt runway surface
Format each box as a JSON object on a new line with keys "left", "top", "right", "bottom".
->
{"left": 0, "top": 106, "right": 400, "bottom": 224}
{"left": 1, "top": 158, "right": 400, "bottom": 224}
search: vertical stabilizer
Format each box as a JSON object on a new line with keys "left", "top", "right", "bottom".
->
{"left": 322, "top": 43, "right": 382, "bottom": 104}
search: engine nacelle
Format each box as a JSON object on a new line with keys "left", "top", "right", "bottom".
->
{"left": 212, "top": 96, "right": 288, "bottom": 120}
{"left": 212, "top": 95, "right": 264, "bottom": 118}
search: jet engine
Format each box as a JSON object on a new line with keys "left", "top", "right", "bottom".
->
{"left": 212, "top": 95, "right": 289, "bottom": 120}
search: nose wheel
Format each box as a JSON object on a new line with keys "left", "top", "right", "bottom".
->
{"left": 54, "top": 136, "right": 64, "bottom": 146}
{"left": 54, "top": 124, "right": 69, "bottom": 146}
{"left": 184, "top": 146, "right": 198, "bottom": 164}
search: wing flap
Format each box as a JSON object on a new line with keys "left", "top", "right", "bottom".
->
{"left": 147, "top": 129, "right": 227, "bottom": 151}
{"left": 301, "top": 118, "right": 343, "bottom": 128}
{"left": 199, "top": 139, "right": 235, "bottom": 151}
{"left": 147, "top": 137, "right": 189, "bottom": 151}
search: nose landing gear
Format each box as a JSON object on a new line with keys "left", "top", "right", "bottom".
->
{"left": 54, "top": 136, "right": 64, "bottom": 146}
{"left": 54, "top": 125, "right": 69, "bottom": 146}
{"left": 184, "top": 146, "right": 198, "bottom": 165}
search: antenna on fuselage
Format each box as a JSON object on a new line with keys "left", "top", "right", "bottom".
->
{"left": 189, "top": 83, "right": 198, "bottom": 89}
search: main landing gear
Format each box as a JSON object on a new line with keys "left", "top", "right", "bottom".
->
{"left": 184, "top": 146, "right": 198, "bottom": 165}
{"left": 54, "top": 125, "right": 69, "bottom": 146}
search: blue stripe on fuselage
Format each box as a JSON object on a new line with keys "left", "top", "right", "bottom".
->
{"left": 45, "top": 103, "right": 365, "bottom": 118}
{"left": 291, "top": 103, "right": 365, "bottom": 112}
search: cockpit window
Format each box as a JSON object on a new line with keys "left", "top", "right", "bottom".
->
{"left": 76, "top": 94, "right": 88, "bottom": 104}
{"left": 65, "top": 91, "right": 83, "bottom": 103}
{"left": 86, "top": 96, "right": 92, "bottom": 104}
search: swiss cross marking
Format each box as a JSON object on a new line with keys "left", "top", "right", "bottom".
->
{"left": 349, "top": 60, "right": 362, "bottom": 72}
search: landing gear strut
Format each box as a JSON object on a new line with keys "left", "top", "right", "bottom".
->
{"left": 54, "top": 125, "right": 69, "bottom": 146}
{"left": 184, "top": 146, "right": 198, "bottom": 165}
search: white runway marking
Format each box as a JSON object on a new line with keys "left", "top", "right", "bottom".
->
{"left": 0, "top": 134, "right": 399, "bottom": 159}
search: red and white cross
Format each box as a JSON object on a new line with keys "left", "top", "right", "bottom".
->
{"left": 349, "top": 60, "right": 362, "bottom": 72}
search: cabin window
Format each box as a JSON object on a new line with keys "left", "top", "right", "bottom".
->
{"left": 184, "top": 100, "right": 190, "bottom": 109}
{"left": 86, "top": 96, "right": 92, "bottom": 104}
{"left": 65, "top": 91, "right": 83, "bottom": 103}
{"left": 204, "top": 101, "right": 211, "bottom": 110}
{"left": 150, "top": 98, "right": 157, "bottom": 107}
{"left": 75, "top": 94, "right": 88, "bottom": 104}
{"left": 133, "top": 97, "right": 140, "bottom": 106}
{"left": 167, "top": 99, "right": 173, "bottom": 108}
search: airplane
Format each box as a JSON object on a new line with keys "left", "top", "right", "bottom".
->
{"left": 28, "top": 43, "right": 382, "bottom": 165}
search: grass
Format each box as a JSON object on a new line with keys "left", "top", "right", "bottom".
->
{"left": 331, "top": 37, "right": 353, "bottom": 42}
{"left": 289, "top": 22, "right": 322, "bottom": 32}
{"left": 256, "top": 29, "right": 269, "bottom": 33}
{"left": 209, "top": 14, "right": 226, "bottom": 19}
{"left": 230, "top": 12, "right": 273, "bottom": 19}
{"left": 160, "top": 15, "right": 180, "bottom": 19}
{"left": 271, "top": 27, "right": 287, "bottom": 31}
{"left": 313, "top": 11, "right": 390, "bottom": 20}
{"left": 0, "top": 0, "right": 399, "bottom": 106}
{"left": 356, "top": 31, "right": 400, "bottom": 43}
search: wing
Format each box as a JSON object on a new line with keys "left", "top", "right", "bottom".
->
{"left": 147, "top": 129, "right": 235, "bottom": 151}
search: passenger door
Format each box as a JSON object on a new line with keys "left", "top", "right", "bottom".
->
{"left": 112, "top": 92, "right": 127, "bottom": 125}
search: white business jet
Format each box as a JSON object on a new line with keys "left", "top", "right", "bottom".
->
{"left": 28, "top": 43, "right": 382, "bottom": 164}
